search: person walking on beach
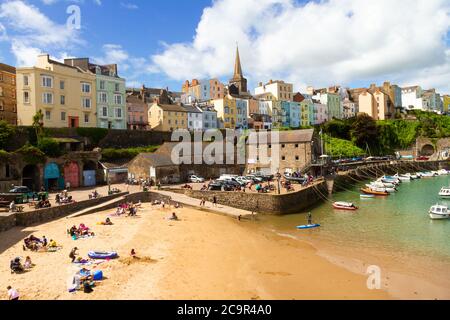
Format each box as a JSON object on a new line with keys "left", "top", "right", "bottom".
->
{"left": 200, "top": 198, "right": 206, "bottom": 207}
{"left": 213, "top": 196, "right": 217, "bottom": 208}
{"left": 307, "top": 212, "right": 313, "bottom": 225}
{"left": 69, "top": 247, "right": 78, "bottom": 263}
{"left": 6, "top": 286, "right": 19, "bottom": 300}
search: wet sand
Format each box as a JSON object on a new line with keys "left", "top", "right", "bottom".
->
{"left": 0, "top": 204, "right": 390, "bottom": 300}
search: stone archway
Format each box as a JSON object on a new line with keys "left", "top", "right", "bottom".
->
{"left": 421, "top": 144, "right": 435, "bottom": 156}
{"left": 22, "top": 165, "right": 40, "bottom": 191}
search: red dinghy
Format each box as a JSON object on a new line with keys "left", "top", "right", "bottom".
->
{"left": 333, "top": 202, "right": 358, "bottom": 211}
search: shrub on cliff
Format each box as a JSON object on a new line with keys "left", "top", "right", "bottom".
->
{"left": 101, "top": 145, "right": 160, "bottom": 161}
{"left": 37, "top": 138, "right": 63, "bottom": 158}
{"left": 15, "top": 144, "right": 46, "bottom": 164}
{"left": 324, "top": 135, "right": 365, "bottom": 158}
{"left": 0, "top": 120, "right": 16, "bottom": 150}
{"left": 76, "top": 128, "right": 109, "bottom": 146}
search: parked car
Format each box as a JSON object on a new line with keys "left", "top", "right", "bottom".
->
{"left": 417, "top": 156, "right": 430, "bottom": 161}
{"left": 9, "top": 186, "right": 32, "bottom": 194}
{"left": 246, "top": 175, "right": 263, "bottom": 183}
{"left": 208, "top": 180, "right": 234, "bottom": 191}
{"left": 189, "top": 175, "right": 205, "bottom": 183}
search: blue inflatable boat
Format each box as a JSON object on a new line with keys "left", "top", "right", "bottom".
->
{"left": 88, "top": 251, "right": 118, "bottom": 260}
{"left": 296, "top": 224, "right": 321, "bottom": 230}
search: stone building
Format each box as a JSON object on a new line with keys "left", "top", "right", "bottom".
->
{"left": 246, "top": 129, "right": 316, "bottom": 175}
{"left": 229, "top": 46, "right": 248, "bottom": 95}
{"left": 0, "top": 144, "right": 101, "bottom": 192}
{"left": 126, "top": 92, "right": 148, "bottom": 130}
{"left": 0, "top": 63, "right": 17, "bottom": 125}
{"left": 128, "top": 141, "right": 246, "bottom": 184}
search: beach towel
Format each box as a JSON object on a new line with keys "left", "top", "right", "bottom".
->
{"left": 73, "top": 235, "right": 95, "bottom": 241}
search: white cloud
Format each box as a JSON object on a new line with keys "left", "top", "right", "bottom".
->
{"left": 0, "top": 0, "right": 83, "bottom": 66}
{"left": 120, "top": 2, "right": 138, "bottom": 10}
{"left": 151, "top": 0, "right": 450, "bottom": 93}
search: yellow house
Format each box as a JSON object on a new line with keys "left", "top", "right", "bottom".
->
{"left": 148, "top": 103, "right": 188, "bottom": 131}
{"left": 16, "top": 54, "right": 97, "bottom": 128}
{"left": 443, "top": 95, "right": 450, "bottom": 113}
{"left": 211, "top": 94, "right": 237, "bottom": 129}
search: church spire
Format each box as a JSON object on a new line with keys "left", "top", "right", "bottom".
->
{"left": 233, "top": 45, "right": 243, "bottom": 77}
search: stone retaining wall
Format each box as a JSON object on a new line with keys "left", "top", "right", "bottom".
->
{"left": 14, "top": 192, "right": 129, "bottom": 227}
{"left": 174, "top": 181, "right": 327, "bottom": 215}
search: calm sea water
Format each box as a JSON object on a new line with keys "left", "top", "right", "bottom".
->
{"left": 259, "top": 175, "right": 450, "bottom": 264}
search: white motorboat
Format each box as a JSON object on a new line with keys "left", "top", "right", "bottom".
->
{"left": 429, "top": 205, "right": 450, "bottom": 220}
{"left": 375, "top": 179, "right": 396, "bottom": 188}
{"left": 366, "top": 185, "right": 396, "bottom": 193}
{"left": 394, "top": 173, "right": 411, "bottom": 182}
{"left": 381, "top": 176, "right": 401, "bottom": 184}
{"left": 419, "top": 172, "right": 436, "bottom": 178}
{"left": 439, "top": 187, "right": 450, "bottom": 198}
{"left": 404, "top": 173, "right": 419, "bottom": 180}
{"left": 367, "top": 183, "right": 397, "bottom": 193}
{"left": 437, "top": 169, "right": 449, "bottom": 176}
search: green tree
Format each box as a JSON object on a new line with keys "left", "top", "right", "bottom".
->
{"left": 350, "top": 114, "right": 379, "bottom": 153}
{"left": 0, "top": 120, "right": 16, "bottom": 150}
{"left": 32, "top": 110, "right": 44, "bottom": 140}
{"left": 37, "top": 138, "right": 63, "bottom": 158}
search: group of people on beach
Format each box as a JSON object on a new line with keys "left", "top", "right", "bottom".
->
{"left": 69, "top": 224, "right": 95, "bottom": 239}
{"left": 113, "top": 201, "right": 141, "bottom": 217}
{"left": 55, "top": 190, "right": 74, "bottom": 205}
{"left": 23, "top": 235, "right": 57, "bottom": 252}
{"left": 10, "top": 256, "right": 34, "bottom": 274}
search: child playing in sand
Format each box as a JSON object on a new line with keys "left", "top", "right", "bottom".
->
{"left": 24, "top": 256, "right": 33, "bottom": 269}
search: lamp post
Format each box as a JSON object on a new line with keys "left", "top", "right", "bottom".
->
{"left": 106, "top": 168, "right": 111, "bottom": 195}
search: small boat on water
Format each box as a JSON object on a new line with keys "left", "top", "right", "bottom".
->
{"left": 381, "top": 176, "right": 401, "bottom": 184}
{"left": 437, "top": 169, "right": 449, "bottom": 176}
{"left": 429, "top": 204, "right": 450, "bottom": 220}
{"left": 417, "top": 172, "right": 435, "bottom": 178}
{"left": 375, "top": 179, "right": 396, "bottom": 188}
{"left": 366, "top": 184, "right": 396, "bottom": 193}
{"left": 403, "top": 173, "right": 419, "bottom": 180}
{"left": 333, "top": 202, "right": 358, "bottom": 211}
{"left": 360, "top": 194, "right": 375, "bottom": 199}
{"left": 361, "top": 188, "right": 390, "bottom": 196}
{"left": 439, "top": 187, "right": 450, "bottom": 198}
{"left": 394, "top": 173, "right": 411, "bottom": 182}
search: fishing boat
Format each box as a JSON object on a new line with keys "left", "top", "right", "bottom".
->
{"left": 439, "top": 187, "right": 450, "bottom": 198}
{"left": 403, "top": 173, "right": 419, "bottom": 180}
{"left": 381, "top": 176, "right": 401, "bottom": 184}
{"left": 361, "top": 188, "right": 390, "bottom": 196}
{"left": 333, "top": 202, "right": 358, "bottom": 211}
{"left": 420, "top": 172, "right": 437, "bottom": 178}
{"left": 375, "top": 179, "right": 396, "bottom": 188}
{"left": 366, "top": 184, "right": 396, "bottom": 193}
{"left": 394, "top": 173, "right": 411, "bottom": 182}
{"left": 429, "top": 204, "right": 450, "bottom": 220}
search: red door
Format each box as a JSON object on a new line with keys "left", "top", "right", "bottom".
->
{"left": 64, "top": 162, "right": 80, "bottom": 188}
{"left": 68, "top": 117, "right": 79, "bottom": 128}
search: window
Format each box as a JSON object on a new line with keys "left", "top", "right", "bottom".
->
{"left": 114, "top": 94, "right": 123, "bottom": 105}
{"left": 81, "top": 82, "right": 91, "bottom": 93}
{"left": 60, "top": 95, "right": 65, "bottom": 105}
{"left": 82, "top": 98, "right": 92, "bottom": 109}
{"left": 115, "top": 108, "right": 122, "bottom": 118}
{"left": 295, "top": 156, "right": 300, "bottom": 161}
{"left": 23, "top": 92, "right": 30, "bottom": 104}
{"left": 282, "top": 156, "right": 286, "bottom": 161}
{"left": 84, "top": 114, "right": 89, "bottom": 123}
{"left": 23, "top": 75, "right": 29, "bottom": 86}
{"left": 5, "top": 164, "right": 10, "bottom": 178}
{"left": 42, "top": 93, "right": 53, "bottom": 104}
{"left": 41, "top": 75, "right": 53, "bottom": 88}
{"left": 99, "top": 80, "right": 105, "bottom": 90}
{"left": 115, "top": 83, "right": 120, "bottom": 92}
{"left": 45, "top": 110, "right": 51, "bottom": 120}
{"left": 295, "top": 144, "right": 299, "bottom": 148}
{"left": 61, "top": 112, "right": 66, "bottom": 121}
{"left": 99, "top": 92, "right": 108, "bottom": 103}
{"left": 102, "top": 106, "right": 108, "bottom": 117}
{"left": 60, "top": 80, "right": 65, "bottom": 90}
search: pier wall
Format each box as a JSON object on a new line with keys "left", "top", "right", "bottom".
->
{"left": 0, "top": 191, "right": 172, "bottom": 233}
{"left": 175, "top": 181, "right": 327, "bottom": 215}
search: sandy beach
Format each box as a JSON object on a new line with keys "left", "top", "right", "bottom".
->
{"left": 0, "top": 203, "right": 390, "bottom": 300}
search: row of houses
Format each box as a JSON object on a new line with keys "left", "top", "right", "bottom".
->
{"left": 1, "top": 48, "right": 449, "bottom": 131}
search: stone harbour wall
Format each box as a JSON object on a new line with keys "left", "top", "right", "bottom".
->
{"left": 177, "top": 181, "right": 327, "bottom": 215}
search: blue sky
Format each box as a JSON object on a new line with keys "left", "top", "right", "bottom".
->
{"left": 0, "top": 0, "right": 449, "bottom": 93}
